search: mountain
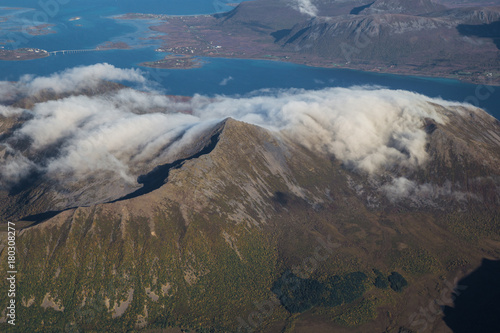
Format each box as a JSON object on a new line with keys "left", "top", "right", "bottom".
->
{"left": 351, "top": 0, "right": 446, "bottom": 15}
{"left": 267, "top": 1, "right": 500, "bottom": 81}
{"left": 434, "top": 0, "right": 499, "bottom": 6}
{"left": 272, "top": 6, "right": 500, "bottom": 69}
{"left": 0, "top": 82, "right": 499, "bottom": 332}
{"left": 0, "top": 82, "right": 140, "bottom": 222}
{"left": 214, "top": 0, "right": 308, "bottom": 30}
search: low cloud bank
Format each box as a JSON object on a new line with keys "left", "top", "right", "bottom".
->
{"left": 0, "top": 64, "right": 470, "bottom": 203}
{"left": 0, "top": 63, "right": 146, "bottom": 102}
{"left": 1, "top": 89, "right": 211, "bottom": 189}
{"left": 190, "top": 88, "right": 449, "bottom": 175}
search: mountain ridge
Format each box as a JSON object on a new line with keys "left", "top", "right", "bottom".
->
{"left": 355, "top": 0, "right": 447, "bottom": 15}
{"left": 1, "top": 91, "right": 500, "bottom": 331}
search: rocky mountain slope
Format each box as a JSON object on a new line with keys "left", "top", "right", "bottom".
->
{"left": 0, "top": 81, "right": 499, "bottom": 332}
{"left": 353, "top": 0, "right": 447, "bottom": 15}
{"left": 269, "top": 1, "right": 500, "bottom": 80}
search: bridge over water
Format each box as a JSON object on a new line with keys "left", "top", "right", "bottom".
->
{"left": 48, "top": 48, "right": 102, "bottom": 56}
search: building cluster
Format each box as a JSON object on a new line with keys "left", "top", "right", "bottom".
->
{"left": 155, "top": 44, "right": 222, "bottom": 55}
{"left": 22, "top": 48, "right": 48, "bottom": 54}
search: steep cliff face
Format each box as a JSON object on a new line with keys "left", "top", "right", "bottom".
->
{"left": 1, "top": 92, "right": 499, "bottom": 332}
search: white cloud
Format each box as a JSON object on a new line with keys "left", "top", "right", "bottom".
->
{"left": 191, "top": 87, "right": 448, "bottom": 174}
{"left": 219, "top": 76, "right": 233, "bottom": 86}
{"left": 0, "top": 145, "right": 36, "bottom": 187}
{"left": 25, "top": 63, "right": 146, "bottom": 94}
{"left": 6, "top": 90, "right": 201, "bottom": 187}
{"left": 381, "top": 177, "right": 416, "bottom": 202}
{"left": 0, "top": 105, "right": 24, "bottom": 117}
{"left": 0, "top": 63, "right": 147, "bottom": 103}
{"left": 293, "top": 0, "right": 318, "bottom": 17}
{"left": 0, "top": 64, "right": 475, "bottom": 205}
{"left": 0, "top": 82, "right": 21, "bottom": 103}
{"left": 381, "top": 177, "right": 472, "bottom": 204}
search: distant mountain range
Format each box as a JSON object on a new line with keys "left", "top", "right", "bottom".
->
{"left": 149, "top": 0, "right": 500, "bottom": 84}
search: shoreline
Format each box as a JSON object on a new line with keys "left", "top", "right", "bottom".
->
{"left": 140, "top": 54, "right": 205, "bottom": 69}
{"left": 138, "top": 49, "right": 500, "bottom": 87}
{"left": 193, "top": 54, "right": 500, "bottom": 87}
{"left": 2, "top": 45, "right": 497, "bottom": 86}
{"left": 123, "top": 9, "right": 500, "bottom": 87}
{"left": 2, "top": 7, "right": 498, "bottom": 87}
{"left": 0, "top": 48, "right": 49, "bottom": 61}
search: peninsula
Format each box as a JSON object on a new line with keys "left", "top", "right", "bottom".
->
{"left": 25, "top": 23, "right": 56, "bottom": 36}
{"left": 141, "top": 54, "right": 204, "bottom": 69}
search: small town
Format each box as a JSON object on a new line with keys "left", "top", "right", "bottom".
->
{"left": 0, "top": 47, "right": 48, "bottom": 61}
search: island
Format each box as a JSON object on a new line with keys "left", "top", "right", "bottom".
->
{"left": 96, "top": 41, "right": 131, "bottom": 50}
{"left": 1, "top": 12, "right": 56, "bottom": 36}
{"left": 140, "top": 54, "right": 204, "bottom": 69}
{"left": 114, "top": 13, "right": 169, "bottom": 21}
{"left": 25, "top": 23, "right": 56, "bottom": 36}
{"left": 0, "top": 48, "right": 49, "bottom": 61}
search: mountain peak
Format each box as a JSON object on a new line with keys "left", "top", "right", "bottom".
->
{"left": 3, "top": 87, "right": 500, "bottom": 333}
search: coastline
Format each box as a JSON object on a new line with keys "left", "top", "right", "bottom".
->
{"left": 126, "top": 13, "right": 500, "bottom": 87}
{"left": 3, "top": 45, "right": 497, "bottom": 86}
{"left": 140, "top": 54, "right": 205, "bottom": 69}
{"left": 176, "top": 53, "right": 500, "bottom": 87}
{"left": 2, "top": 5, "right": 497, "bottom": 87}
{"left": 0, "top": 48, "right": 49, "bottom": 61}
{"left": 1, "top": 7, "right": 498, "bottom": 87}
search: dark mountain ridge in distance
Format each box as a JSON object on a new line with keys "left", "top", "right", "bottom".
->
{"left": 355, "top": 0, "right": 447, "bottom": 15}
{"left": 259, "top": 1, "right": 500, "bottom": 79}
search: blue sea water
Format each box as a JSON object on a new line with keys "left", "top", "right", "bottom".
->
{"left": 0, "top": 0, "right": 499, "bottom": 118}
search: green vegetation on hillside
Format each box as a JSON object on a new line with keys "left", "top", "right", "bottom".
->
{"left": 395, "top": 248, "right": 442, "bottom": 276}
{"left": 272, "top": 270, "right": 370, "bottom": 313}
{"left": 388, "top": 272, "right": 408, "bottom": 292}
{"left": 373, "top": 269, "right": 389, "bottom": 289}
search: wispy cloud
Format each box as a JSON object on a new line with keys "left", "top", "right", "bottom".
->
{"left": 0, "top": 63, "right": 147, "bottom": 103}
{"left": 381, "top": 177, "right": 472, "bottom": 205}
{"left": 191, "top": 87, "right": 448, "bottom": 175}
{"left": 293, "top": 0, "right": 318, "bottom": 17}
{"left": 219, "top": 76, "right": 234, "bottom": 86}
